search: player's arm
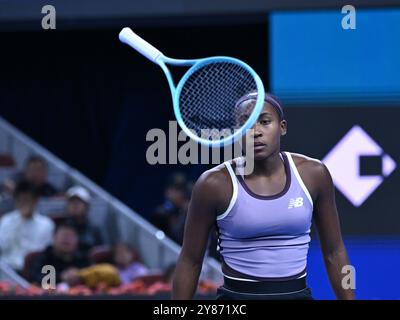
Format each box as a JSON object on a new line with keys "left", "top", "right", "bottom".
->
{"left": 312, "top": 162, "right": 355, "bottom": 300}
{"left": 172, "top": 169, "right": 223, "bottom": 300}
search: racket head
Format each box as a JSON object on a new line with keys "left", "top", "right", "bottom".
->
{"left": 173, "top": 56, "right": 265, "bottom": 147}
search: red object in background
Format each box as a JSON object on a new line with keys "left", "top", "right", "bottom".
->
{"left": 198, "top": 280, "right": 218, "bottom": 294}
{"left": 145, "top": 282, "right": 171, "bottom": 295}
{"left": 0, "top": 278, "right": 219, "bottom": 296}
{"left": 25, "top": 286, "right": 45, "bottom": 296}
{"left": 124, "top": 280, "right": 147, "bottom": 294}
{"left": 108, "top": 280, "right": 147, "bottom": 295}
{"left": 0, "top": 282, "right": 44, "bottom": 296}
{"left": 94, "top": 282, "right": 109, "bottom": 294}
{"left": 0, "top": 281, "right": 13, "bottom": 294}
{"left": 133, "top": 273, "right": 164, "bottom": 286}
{"left": 68, "top": 285, "right": 92, "bottom": 296}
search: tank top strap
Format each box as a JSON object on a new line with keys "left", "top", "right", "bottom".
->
{"left": 217, "top": 159, "right": 239, "bottom": 220}
{"left": 283, "top": 151, "right": 314, "bottom": 208}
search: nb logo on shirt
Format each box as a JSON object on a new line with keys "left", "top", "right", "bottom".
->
{"left": 288, "top": 197, "right": 304, "bottom": 209}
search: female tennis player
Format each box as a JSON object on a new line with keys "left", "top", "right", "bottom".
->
{"left": 172, "top": 92, "right": 354, "bottom": 300}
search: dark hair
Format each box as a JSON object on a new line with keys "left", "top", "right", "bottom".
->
{"left": 25, "top": 155, "right": 48, "bottom": 168}
{"left": 235, "top": 92, "right": 285, "bottom": 121}
{"left": 14, "top": 180, "right": 40, "bottom": 199}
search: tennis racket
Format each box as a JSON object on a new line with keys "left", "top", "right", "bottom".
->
{"left": 119, "top": 27, "right": 265, "bottom": 147}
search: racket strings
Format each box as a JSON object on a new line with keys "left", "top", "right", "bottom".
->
{"left": 179, "top": 62, "right": 258, "bottom": 140}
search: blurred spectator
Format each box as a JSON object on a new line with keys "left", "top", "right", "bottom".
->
{"left": 150, "top": 172, "right": 219, "bottom": 259}
{"left": 63, "top": 186, "right": 103, "bottom": 254}
{"left": 0, "top": 181, "right": 55, "bottom": 271}
{"left": 0, "top": 155, "right": 15, "bottom": 216}
{"left": 113, "top": 243, "right": 149, "bottom": 284}
{"left": 150, "top": 172, "right": 191, "bottom": 244}
{"left": 2, "top": 155, "right": 58, "bottom": 197}
{"left": 0, "top": 190, "right": 14, "bottom": 218}
{"left": 26, "top": 223, "right": 90, "bottom": 285}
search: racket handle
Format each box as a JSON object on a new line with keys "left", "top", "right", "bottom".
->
{"left": 119, "top": 28, "right": 163, "bottom": 63}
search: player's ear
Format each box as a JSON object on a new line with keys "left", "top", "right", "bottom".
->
{"left": 280, "top": 120, "right": 287, "bottom": 136}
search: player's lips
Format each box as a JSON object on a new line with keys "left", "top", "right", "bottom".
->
{"left": 253, "top": 142, "right": 266, "bottom": 151}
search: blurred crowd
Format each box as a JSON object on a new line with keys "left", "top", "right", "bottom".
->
{"left": 0, "top": 155, "right": 152, "bottom": 291}
{"left": 0, "top": 155, "right": 218, "bottom": 295}
{"left": 150, "top": 172, "right": 219, "bottom": 260}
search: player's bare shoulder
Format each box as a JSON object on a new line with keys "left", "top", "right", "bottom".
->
{"left": 197, "top": 163, "right": 230, "bottom": 189}
{"left": 290, "top": 152, "right": 323, "bottom": 173}
{"left": 196, "top": 163, "right": 231, "bottom": 192}
{"left": 289, "top": 152, "right": 333, "bottom": 199}
{"left": 193, "top": 161, "right": 233, "bottom": 214}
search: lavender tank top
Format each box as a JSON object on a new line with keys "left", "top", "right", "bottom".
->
{"left": 216, "top": 152, "right": 314, "bottom": 280}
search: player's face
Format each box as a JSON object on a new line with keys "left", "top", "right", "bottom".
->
{"left": 239, "top": 101, "right": 287, "bottom": 160}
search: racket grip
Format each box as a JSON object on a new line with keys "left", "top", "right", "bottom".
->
{"left": 119, "top": 27, "right": 163, "bottom": 63}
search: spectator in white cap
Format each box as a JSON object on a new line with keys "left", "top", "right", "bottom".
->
{"left": 64, "top": 186, "right": 103, "bottom": 255}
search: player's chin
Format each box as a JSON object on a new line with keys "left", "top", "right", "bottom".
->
{"left": 247, "top": 146, "right": 270, "bottom": 160}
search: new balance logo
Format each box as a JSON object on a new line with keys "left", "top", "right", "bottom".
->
{"left": 288, "top": 197, "right": 304, "bottom": 209}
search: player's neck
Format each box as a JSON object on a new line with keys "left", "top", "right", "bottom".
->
{"left": 251, "top": 151, "right": 283, "bottom": 177}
